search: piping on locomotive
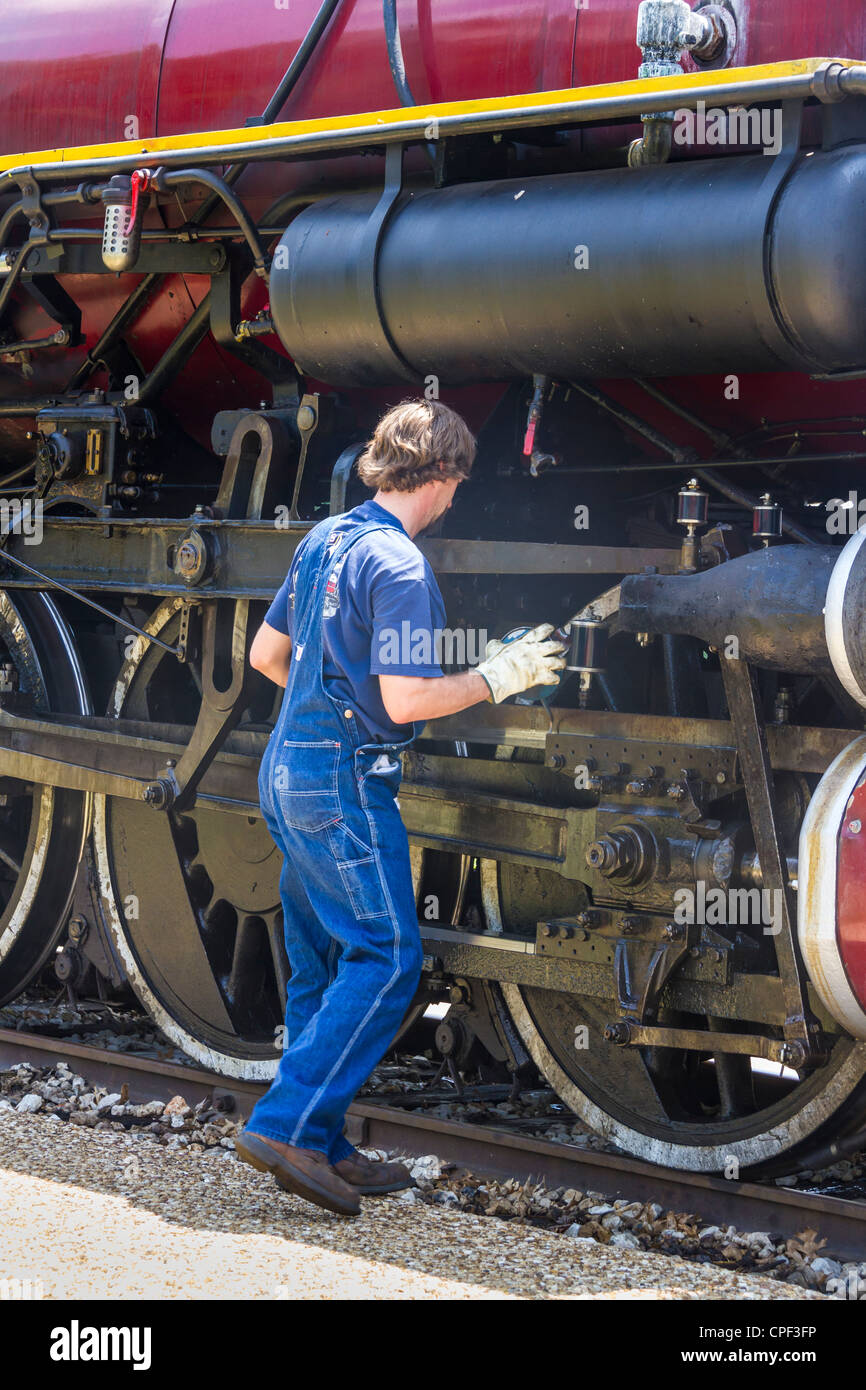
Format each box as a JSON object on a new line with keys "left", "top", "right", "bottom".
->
{"left": 0, "top": 0, "right": 865, "bottom": 1171}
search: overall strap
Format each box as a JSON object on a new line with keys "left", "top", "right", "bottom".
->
{"left": 286, "top": 514, "right": 405, "bottom": 700}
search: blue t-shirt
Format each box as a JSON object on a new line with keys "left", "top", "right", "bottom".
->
{"left": 265, "top": 499, "right": 446, "bottom": 743}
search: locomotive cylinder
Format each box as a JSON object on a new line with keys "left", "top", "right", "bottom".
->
{"left": 618, "top": 546, "right": 836, "bottom": 674}
{"left": 270, "top": 145, "right": 866, "bottom": 387}
{"left": 619, "top": 537, "right": 866, "bottom": 709}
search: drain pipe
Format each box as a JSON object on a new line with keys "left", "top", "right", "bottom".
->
{"left": 628, "top": 1, "right": 733, "bottom": 168}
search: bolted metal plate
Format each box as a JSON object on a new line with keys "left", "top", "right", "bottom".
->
{"left": 536, "top": 917, "right": 730, "bottom": 984}
{"left": 546, "top": 731, "right": 738, "bottom": 790}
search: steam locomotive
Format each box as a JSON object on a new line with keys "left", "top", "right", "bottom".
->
{"left": 1, "top": 0, "right": 866, "bottom": 1172}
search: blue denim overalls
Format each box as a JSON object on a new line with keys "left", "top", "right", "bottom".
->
{"left": 248, "top": 512, "right": 423, "bottom": 1160}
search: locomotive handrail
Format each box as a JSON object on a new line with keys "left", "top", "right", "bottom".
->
{"left": 0, "top": 58, "right": 863, "bottom": 187}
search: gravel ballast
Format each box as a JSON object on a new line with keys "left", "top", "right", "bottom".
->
{"left": 0, "top": 1109, "right": 826, "bottom": 1301}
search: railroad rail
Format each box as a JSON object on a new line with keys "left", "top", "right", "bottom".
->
{"left": 1, "top": 1025, "right": 864, "bottom": 1265}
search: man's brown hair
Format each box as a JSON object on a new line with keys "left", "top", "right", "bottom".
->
{"left": 357, "top": 399, "right": 476, "bottom": 493}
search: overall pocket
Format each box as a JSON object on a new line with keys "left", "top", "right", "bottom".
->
{"left": 275, "top": 740, "right": 342, "bottom": 831}
{"left": 324, "top": 820, "right": 389, "bottom": 921}
{"left": 356, "top": 751, "right": 403, "bottom": 809}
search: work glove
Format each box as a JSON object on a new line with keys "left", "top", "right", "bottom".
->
{"left": 476, "top": 623, "right": 567, "bottom": 703}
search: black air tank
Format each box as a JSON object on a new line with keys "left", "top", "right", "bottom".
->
{"left": 269, "top": 145, "right": 866, "bottom": 387}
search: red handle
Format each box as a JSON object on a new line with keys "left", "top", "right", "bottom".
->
{"left": 124, "top": 169, "right": 151, "bottom": 236}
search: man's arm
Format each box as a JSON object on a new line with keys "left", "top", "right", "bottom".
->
{"left": 379, "top": 623, "right": 568, "bottom": 722}
{"left": 379, "top": 670, "right": 489, "bottom": 725}
{"left": 250, "top": 620, "right": 293, "bottom": 687}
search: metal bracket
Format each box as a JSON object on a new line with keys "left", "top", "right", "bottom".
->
{"left": 606, "top": 1019, "right": 797, "bottom": 1066}
{"left": 288, "top": 394, "right": 319, "bottom": 521}
{"left": 17, "top": 275, "right": 83, "bottom": 348}
{"left": 210, "top": 251, "right": 300, "bottom": 394}
{"left": 22, "top": 242, "right": 227, "bottom": 278}
{"left": 752, "top": 100, "right": 826, "bottom": 374}
{"left": 676, "top": 767, "right": 706, "bottom": 824}
{"left": 355, "top": 142, "right": 419, "bottom": 382}
{"left": 613, "top": 932, "right": 690, "bottom": 1021}
{"left": 143, "top": 410, "right": 297, "bottom": 811}
{"left": 157, "top": 599, "right": 255, "bottom": 812}
{"left": 16, "top": 169, "right": 49, "bottom": 236}
{"left": 215, "top": 410, "right": 297, "bottom": 520}
{"left": 176, "top": 600, "right": 198, "bottom": 664}
{"left": 721, "top": 657, "right": 823, "bottom": 1061}
{"left": 329, "top": 442, "right": 365, "bottom": 516}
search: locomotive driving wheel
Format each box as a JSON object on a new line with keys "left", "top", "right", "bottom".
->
{"left": 486, "top": 855, "right": 866, "bottom": 1172}
{"left": 93, "top": 598, "right": 433, "bottom": 1078}
{"left": 93, "top": 599, "right": 286, "bottom": 1078}
{"left": 0, "top": 591, "right": 92, "bottom": 1003}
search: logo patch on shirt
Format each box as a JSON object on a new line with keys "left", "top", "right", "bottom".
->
{"left": 323, "top": 552, "right": 348, "bottom": 618}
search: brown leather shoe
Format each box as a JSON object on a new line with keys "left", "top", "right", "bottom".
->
{"left": 334, "top": 1150, "right": 415, "bottom": 1195}
{"left": 235, "top": 1130, "right": 361, "bottom": 1216}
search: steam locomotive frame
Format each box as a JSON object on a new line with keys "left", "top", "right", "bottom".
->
{"left": 1, "top": 13, "right": 866, "bottom": 1173}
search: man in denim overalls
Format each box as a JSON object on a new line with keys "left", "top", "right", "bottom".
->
{"left": 235, "top": 400, "right": 567, "bottom": 1215}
